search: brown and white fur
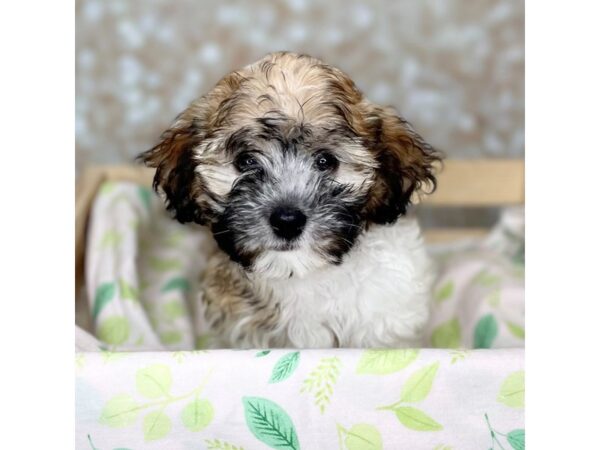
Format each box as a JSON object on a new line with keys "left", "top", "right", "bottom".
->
{"left": 139, "top": 52, "right": 441, "bottom": 348}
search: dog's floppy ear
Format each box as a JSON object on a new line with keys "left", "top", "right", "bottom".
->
{"left": 137, "top": 115, "right": 205, "bottom": 224}
{"left": 363, "top": 105, "right": 442, "bottom": 224}
{"left": 138, "top": 70, "right": 247, "bottom": 224}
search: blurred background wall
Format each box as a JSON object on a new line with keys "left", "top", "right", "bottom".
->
{"left": 76, "top": 0, "right": 524, "bottom": 226}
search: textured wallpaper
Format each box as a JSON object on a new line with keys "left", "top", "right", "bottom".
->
{"left": 76, "top": 0, "right": 524, "bottom": 173}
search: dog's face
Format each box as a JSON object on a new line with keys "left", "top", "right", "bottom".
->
{"left": 139, "top": 52, "right": 441, "bottom": 278}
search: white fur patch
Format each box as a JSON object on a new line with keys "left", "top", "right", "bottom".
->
{"left": 252, "top": 246, "right": 327, "bottom": 279}
{"left": 195, "top": 163, "right": 237, "bottom": 197}
{"left": 251, "top": 217, "right": 435, "bottom": 348}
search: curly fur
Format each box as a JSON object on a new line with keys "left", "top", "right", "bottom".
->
{"left": 138, "top": 52, "right": 442, "bottom": 348}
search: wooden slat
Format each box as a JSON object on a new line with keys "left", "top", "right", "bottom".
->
{"left": 423, "top": 228, "right": 489, "bottom": 244}
{"left": 421, "top": 159, "right": 524, "bottom": 207}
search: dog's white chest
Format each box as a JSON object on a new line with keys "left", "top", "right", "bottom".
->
{"left": 257, "top": 218, "right": 434, "bottom": 348}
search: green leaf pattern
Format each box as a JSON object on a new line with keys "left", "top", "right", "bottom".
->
{"left": 377, "top": 361, "right": 443, "bottom": 432}
{"left": 100, "top": 230, "right": 122, "bottom": 249}
{"left": 205, "top": 439, "right": 245, "bottom": 450}
{"left": 485, "top": 414, "right": 525, "bottom": 450}
{"left": 161, "top": 277, "right": 190, "bottom": 293}
{"left": 92, "top": 282, "right": 116, "bottom": 320}
{"left": 473, "top": 314, "right": 498, "bottom": 349}
{"left": 506, "top": 321, "right": 525, "bottom": 340}
{"left": 507, "top": 429, "right": 525, "bottom": 450}
{"left": 86, "top": 349, "right": 523, "bottom": 448}
{"left": 143, "top": 411, "right": 171, "bottom": 441}
{"left": 497, "top": 371, "right": 525, "bottom": 409}
{"left": 393, "top": 407, "right": 443, "bottom": 431}
{"left": 434, "top": 280, "right": 454, "bottom": 304}
{"left": 136, "top": 364, "right": 172, "bottom": 398}
{"left": 356, "top": 349, "right": 418, "bottom": 375}
{"left": 431, "top": 318, "right": 462, "bottom": 348}
{"left": 149, "top": 257, "right": 183, "bottom": 272}
{"left": 338, "top": 423, "right": 383, "bottom": 450}
{"left": 99, "top": 394, "right": 140, "bottom": 428}
{"left": 138, "top": 186, "right": 153, "bottom": 212}
{"left": 399, "top": 362, "right": 440, "bottom": 403}
{"left": 181, "top": 399, "right": 214, "bottom": 431}
{"left": 301, "top": 357, "right": 342, "bottom": 414}
{"left": 97, "top": 316, "right": 130, "bottom": 346}
{"left": 118, "top": 278, "right": 139, "bottom": 302}
{"left": 242, "top": 396, "right": 300, "bottom": 450}
{"left": 269, "top": 351, "right": 300, "bottom": 383}
{"left": 98, "top": 364, "right": 213, "bottom": 442}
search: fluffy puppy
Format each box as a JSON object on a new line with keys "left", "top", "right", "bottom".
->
{"left": 139, "top": 52, "right": 441, "bottom": 348}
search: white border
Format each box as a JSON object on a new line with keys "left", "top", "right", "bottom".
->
{"left": 1, "top": 1, "right": 74, "bottom": 447}
{"left": 527, "top": 0, "right": 600, "bottom": 447}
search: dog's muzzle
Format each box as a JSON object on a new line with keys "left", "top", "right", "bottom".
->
{"left": 269, "top": 206, "right": 307, "bottom": 241}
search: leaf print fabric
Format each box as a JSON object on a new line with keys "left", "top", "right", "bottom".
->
{"left": 85, "top": 181, "right": 209, "bottom": 351}
{"left": 425, "top": 207, "right": 525, "bottom": 350}
{"left": 76, "top": 348, "right": 524, "bottom": 449}
{"left": 96, "top": 361, "right": 214, "bottom": 445}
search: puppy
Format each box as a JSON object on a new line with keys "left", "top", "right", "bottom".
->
{"left": 139, "top": 52, "right": 441, "bottom": 348}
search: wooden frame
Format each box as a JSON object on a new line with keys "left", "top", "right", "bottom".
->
{"left": 425, "top": 159, "right": 524, "bottom": 207}
{"left": 421, "top": 159, "right": 524, "bottom": 242}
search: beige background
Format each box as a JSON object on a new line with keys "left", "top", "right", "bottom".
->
{"left": 76, "top": 0, "right": 524, "bottom": 174}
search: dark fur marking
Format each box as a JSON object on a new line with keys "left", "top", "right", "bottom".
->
{"left": 137, "top": 125, "right": 206, "bottom": 224}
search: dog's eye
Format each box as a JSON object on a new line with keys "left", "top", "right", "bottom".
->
{"left": 234, "top": 153, "right": 260, "bottom": 172}
{"left": 314, "top": 151, "right": 339, "bottom": 172}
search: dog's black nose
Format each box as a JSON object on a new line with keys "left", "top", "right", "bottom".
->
{"left": 269, "top": 206, "right": 307, "bottom": 240}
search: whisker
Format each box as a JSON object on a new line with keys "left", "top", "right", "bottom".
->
{"left": 337, "top": 236, "right": 356, "bottom": 247}
{"left": 211, "top": 228, "right": 232, "bottom": 237}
